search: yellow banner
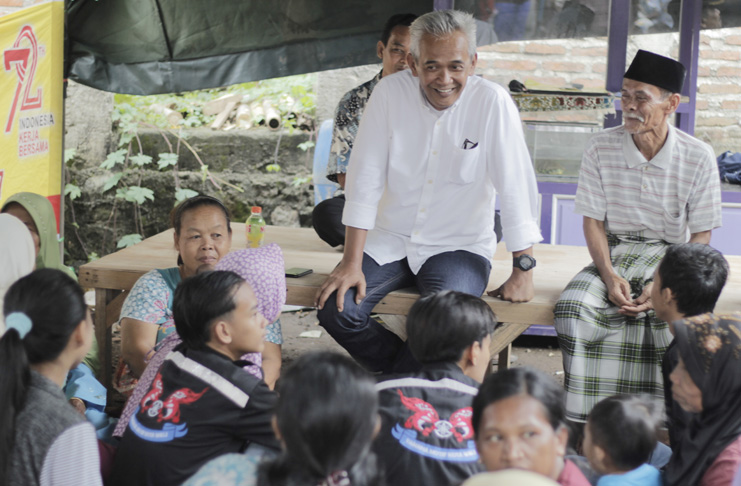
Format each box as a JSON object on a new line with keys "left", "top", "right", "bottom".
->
{"left": 0, "top": 1, "right": 64, "bottom": 229}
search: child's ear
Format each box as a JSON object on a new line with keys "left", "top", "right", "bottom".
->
{"left": 458, "top": 342, "right": 478, "bottom": 370}
{"left": 554, "top": 424, "right": 569, "bottom": 457}
{"left": 212, "top": 320, "right": 232, "bottom": 345}
{"left": 665, "top": 287, "right": 677, "bottom": 307}
{"left": 469, "top": 341, "right": 483, "bottom": 367}
{"left": 593, "top": 444, "right": 608, "bottom": 470}
{"left": 72, "top": 318, "right": 88, "bottom": 349}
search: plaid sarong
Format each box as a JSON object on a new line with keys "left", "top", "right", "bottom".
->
{"left": 554, "top": 233, "right": 673, "bottom": 423}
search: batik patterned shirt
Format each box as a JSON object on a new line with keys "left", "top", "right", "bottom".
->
{"left": 326, "top": 70, "right": 383, "bottom": 182}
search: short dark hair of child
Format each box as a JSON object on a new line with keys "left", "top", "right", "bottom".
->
{"left": 588, "top": 395, "right": 660, "bottom": 471}
{"left": 406, "top": 290, "right": 498, "bottom": 364}
{"left": 172, "top": 270, "right": 245, "bottom": 350}
{"left": 658, "top": 243, "right": 728, "bottom": 317}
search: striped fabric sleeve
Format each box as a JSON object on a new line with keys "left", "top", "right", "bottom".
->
{"left": 40, "top": 422, "right": 102, "bottom": 486}
{"left": 687, "top": 151, "right": 723, "bottom": 234}
{"left": 574, "top": 138, "right": 607, "bottom": 221}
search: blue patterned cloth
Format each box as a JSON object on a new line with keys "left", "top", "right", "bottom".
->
{"left": 326, "top": 70, "right": 382, "bottom": 183}
{"left": 65, "top": 363, "right": 117, "bottom": 442}
{"left": 182, "top": 444, "right": 277, "bottom": 486}
{"left": 119, "top": 268, "right": 180, "bottom": 343}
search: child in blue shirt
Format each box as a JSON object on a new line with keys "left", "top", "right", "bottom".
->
{"left": 583, "top": 395, "right": 663, "bottom": 486}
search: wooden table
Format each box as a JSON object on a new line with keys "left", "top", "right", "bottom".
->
{"left": 79, "top": 224, "right": 741, "bottom": 388}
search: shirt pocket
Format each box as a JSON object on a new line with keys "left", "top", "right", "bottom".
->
{"left": 447, "top": 145, "right": 481, "bottom": 184}
{"left": 662, "top": 206, "right": 687, "bottom": 242}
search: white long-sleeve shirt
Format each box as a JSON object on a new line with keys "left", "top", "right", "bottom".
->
{"left": 342, "top": 70, "right": 542, "bottom": 273}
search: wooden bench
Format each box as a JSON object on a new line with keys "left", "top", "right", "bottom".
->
{"left": 79, "top": 224, "right": 741, "bottom": 389}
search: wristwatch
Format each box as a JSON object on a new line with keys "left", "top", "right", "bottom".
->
{"left": 513, "top": 254, "right": 537, "bottom": 271}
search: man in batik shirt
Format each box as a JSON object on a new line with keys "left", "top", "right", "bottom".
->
{"left": 312, "top": 13, "right": 416, "bottom": 247}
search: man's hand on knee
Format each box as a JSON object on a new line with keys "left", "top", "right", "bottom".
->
{"left": 314, "top": 261, "right": 366, "bottom": 312}
{"left": 488, "top": 270, "right": 534, "bottom": 303}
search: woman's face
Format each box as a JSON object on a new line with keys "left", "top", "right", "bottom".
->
{"left": 3, "top": 203, "right": 41, "bottom": 257}
{"left": 670, "top": 357, "right": 703, "bottom": 413}
{"left": 174, "top": 205, "right": 232, "bottom": 278}
{"left": 475, "top": 394, "right": 567, "bottom": 480}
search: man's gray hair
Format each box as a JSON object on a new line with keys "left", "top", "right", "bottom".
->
{"left": 410, "top": 10, "right": 477, "bottom": 61}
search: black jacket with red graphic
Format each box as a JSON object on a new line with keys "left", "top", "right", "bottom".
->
{"left": 110, "top": 345, "right": 279, "bottom": 486}
{"left": 373, "top": 362, "right": 485, "bottom": 486}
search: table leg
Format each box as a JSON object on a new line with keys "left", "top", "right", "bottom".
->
{"left": 498, "top": 344, "right": 512, "bottom": 370}
{"left": 488, "top": 322, "right": 532, "bottom": 371}
{"left": 95, "top": 289, "right": 116, "bottom": 390}
{"left": 94, "top": 289, "right": 128, "bottom": 394}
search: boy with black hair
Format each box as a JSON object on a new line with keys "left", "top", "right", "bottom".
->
{"left": 111, "top": 271, "right": 280, "bottom": 486}
{"left": 373, "top": 290, "right": 498, "bottom": 486}
{"left": 583, "top": 395, "right": 662, "bottom": 486}
{"left": 653, "top": 243, "right": 729, "bottom": 448}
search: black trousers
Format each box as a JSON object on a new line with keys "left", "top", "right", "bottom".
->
{"left": 311, "top": 194, "right": 504, "bottom": 247}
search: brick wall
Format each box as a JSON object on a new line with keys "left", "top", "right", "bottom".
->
{"left": 476, "top": 27, "right": 741, "bottom": 155}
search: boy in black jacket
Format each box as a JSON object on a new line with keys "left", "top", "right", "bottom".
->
{"left": 111, "top": 271, "right": 280, "bottom": 486}
{"left": 374, "top": 290, "right": 498, "bottom": 486}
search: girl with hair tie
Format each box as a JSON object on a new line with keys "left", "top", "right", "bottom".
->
{"left": 0, "top": 269, "right": 101, "bottom": 486}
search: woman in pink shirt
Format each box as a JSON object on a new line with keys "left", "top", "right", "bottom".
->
{"left": 665, "top": 314, "right": 741, "bottom": 486}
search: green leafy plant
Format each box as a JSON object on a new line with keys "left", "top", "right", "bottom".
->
{"left": 67, "top": 74, "right": 317, "bottom": 259}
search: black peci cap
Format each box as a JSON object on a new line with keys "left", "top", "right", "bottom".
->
{"left": 624, "top": 49, "right": 687, "bottom": 94}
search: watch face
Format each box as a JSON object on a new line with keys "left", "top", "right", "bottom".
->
{"left": 515, "top": 255, "right": 536, "bottom": 271}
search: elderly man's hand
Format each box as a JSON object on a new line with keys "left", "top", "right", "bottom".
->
{"left": 314, "top": 260, "right": 366, "bottom": 312}
{"left": 488, "top": 270, "right": 534, "bottom": 303}
{"left": 604, "top": 273, "right": 634, "bottom": 308}
{"left": 619, "top": 281, "right": 653, "bottom": 317}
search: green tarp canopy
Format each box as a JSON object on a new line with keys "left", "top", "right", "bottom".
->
{"left": 66, "top": 0, "right": 431, "bottom": 95}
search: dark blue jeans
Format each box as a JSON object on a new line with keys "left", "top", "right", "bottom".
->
{"left": 317, "top": 250, "right": 492, "bottom": 373}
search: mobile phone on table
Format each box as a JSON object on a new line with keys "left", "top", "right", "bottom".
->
{"left": 285, "top": 267, "right": 313, "bottom": 278}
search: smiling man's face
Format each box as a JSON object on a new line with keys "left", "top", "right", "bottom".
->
{"left": 409, "top": 30, "right": 477, "bottom": 111}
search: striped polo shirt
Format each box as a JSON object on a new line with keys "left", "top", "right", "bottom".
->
{"left": 575, "top": 124, "right": 721, "bottom": 243}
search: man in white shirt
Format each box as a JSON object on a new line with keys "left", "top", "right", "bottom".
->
{"left": 313, "top": 13, "right": 417, "bottom": 248}
{"left": 554, "top": 50, "right": 722, "bottom": 427}
{"left": 314, "top": 10, "right": 542, "bottom": 373}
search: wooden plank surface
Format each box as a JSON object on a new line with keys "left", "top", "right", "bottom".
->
{"left": 79, "top": 224, "right": 741, "bottom": 325}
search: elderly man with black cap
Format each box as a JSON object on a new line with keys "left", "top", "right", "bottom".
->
{"left": 554, "top": 50, "right": 722, "bottom": 429}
